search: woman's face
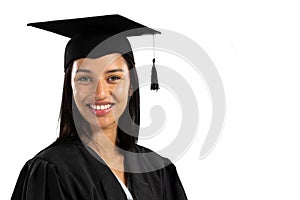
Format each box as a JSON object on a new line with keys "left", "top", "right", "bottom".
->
{"left": 71, "top": 53, "right": 131, "bottom": 130}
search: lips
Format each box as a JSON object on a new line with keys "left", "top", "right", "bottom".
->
{"left": 87, "top": 102, "right": 115, "bottom": 116}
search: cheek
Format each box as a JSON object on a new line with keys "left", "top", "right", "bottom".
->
{"left": 72, "top": 85, "right": 93, "bottom": 108}
{"left": 113, "top": 80, "right": 130, "bottom": 109}
{"left": 114, "top": 84, "right": 128, "bottom": 97}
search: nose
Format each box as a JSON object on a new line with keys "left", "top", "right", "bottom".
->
{"left": 95, "top": 79, "right": 109, "bottom": 99}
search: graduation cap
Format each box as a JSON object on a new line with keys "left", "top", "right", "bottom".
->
{"left": 27, "top": 14, "right": 160, "bottom": 90}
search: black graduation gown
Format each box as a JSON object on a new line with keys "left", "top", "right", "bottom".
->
{"left": 11, "top": 139, "right": 188, "bottom": 200}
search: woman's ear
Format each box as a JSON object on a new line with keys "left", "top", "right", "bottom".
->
{"left": 129, "top": 86, "right": 133, "bottom": 97}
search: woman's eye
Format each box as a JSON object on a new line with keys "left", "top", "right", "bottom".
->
{"left": 77, "top": 76, "right": 93, "bottom": 82}
{"left": 108, "top": 76, "right": 121, "bottom": 82}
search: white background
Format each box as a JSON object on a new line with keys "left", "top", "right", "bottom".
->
{"left": 1, "top": 0, "right": 300, "bottom": 199}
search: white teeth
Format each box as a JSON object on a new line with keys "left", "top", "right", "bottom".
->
{"left": 90, "top": 104, "right": 112, "bottom": 110}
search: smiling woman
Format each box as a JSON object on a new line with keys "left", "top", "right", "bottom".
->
{"left": 72, "top": 54, "right": 131, "bottom": 130}
{"left": 11, "top": 15, "right": 188, "bottom": 200}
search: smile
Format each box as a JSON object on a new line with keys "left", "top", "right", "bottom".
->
{"left": 89, "top": 104, "right": 112, "bottom": 110}
{"left": 87, "top": 103, "right": 115, "bottom": 116}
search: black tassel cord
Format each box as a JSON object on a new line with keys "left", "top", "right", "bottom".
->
{"left": 150, "top": 34, "right": 159, "bottom": 91}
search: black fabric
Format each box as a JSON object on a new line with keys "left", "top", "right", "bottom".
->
{"left": 11, "top": 139, "right": 188, "bottom": 200}
{"left": 64, "top": 32, "right": 132, "bottom": 71}
{"left": 27, "top": 15, "right": 161, "bottom": 71}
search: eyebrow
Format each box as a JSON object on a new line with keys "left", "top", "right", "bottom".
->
{"left": 76, "top": 69, "right": 92, "bottom": 73}
{"left": 105, "top": 69, "right": 125, "bottom": 74}
{"left": 76, "top": 68, "right": 125, "bottom": 74}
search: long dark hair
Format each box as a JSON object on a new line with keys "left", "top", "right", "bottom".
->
{"left": 57, "top": 52, "right": 140, "bottom": 151}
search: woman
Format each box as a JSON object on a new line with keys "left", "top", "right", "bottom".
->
{"left": 11, "top": 15, "right": 188, "bottom": 200}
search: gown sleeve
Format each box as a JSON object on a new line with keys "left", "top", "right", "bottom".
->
{"left": 11, "top": 158, "right": 70, "bottom": 200}
{"left": 163, "top": 163, "right": 188, "bottom": 200}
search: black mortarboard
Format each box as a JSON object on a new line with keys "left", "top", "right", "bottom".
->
{"left": 27, "top": 14, "right": 160, "bottom": 90}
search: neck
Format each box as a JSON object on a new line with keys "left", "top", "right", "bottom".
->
{"left": 80, "top": 123, "right": 126, "bottom": 173}
{"left": 84, "top": 123, "right": 120, "bottom": 156}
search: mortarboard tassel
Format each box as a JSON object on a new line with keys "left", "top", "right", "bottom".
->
{"left": 150, "top": 34, "right": 159, "bottom": 91}
{"left": 151, "top": 58, "right": 159, "bottom": 90}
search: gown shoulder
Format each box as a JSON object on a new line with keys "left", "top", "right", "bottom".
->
{"left": 11, "top": 139, "right": 105, "bottom": 200}
{"left": 11, "top": 156, "right": 72, "bottom": 200}
{"left": 130, "top": 144, "right": 188, "bottom": 199}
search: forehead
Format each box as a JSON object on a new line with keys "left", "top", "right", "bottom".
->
{"left": 72, "top": 53, "right": 128, "bottom": 72}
